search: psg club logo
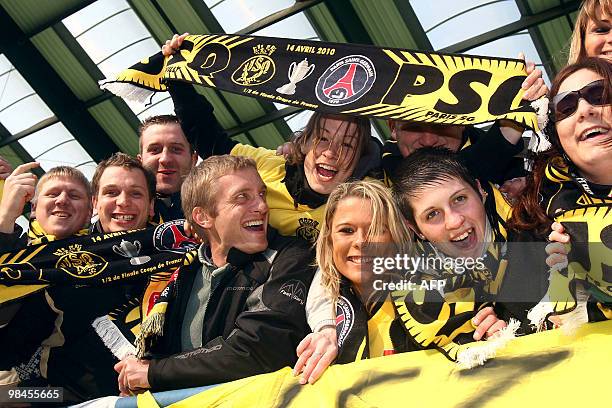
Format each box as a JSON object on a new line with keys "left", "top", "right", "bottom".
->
{"left": 315, "top": 55, "right": 376, "bottom": 106}
{"left": 153, "top": 220, "right": 198, "bottom": 254}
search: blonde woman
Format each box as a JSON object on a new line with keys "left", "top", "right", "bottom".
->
{"left": 316, "top": 180, "right": 415, "bottom": 363}
{"left": 568, "top": 0, "right": 612, "bottom": 64}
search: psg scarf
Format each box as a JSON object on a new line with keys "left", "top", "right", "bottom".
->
{"left": 100, "top": 34, "right": 541, "bottom": 130}
{"left": 530, "top": 157, "right": 612, "bottom": 325}
{"left": 0, "top": 220, "right": 198, "bottom": 301}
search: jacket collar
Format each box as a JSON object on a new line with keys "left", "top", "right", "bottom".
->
{"left": 199, "top": 227, "right": 279, "bottom": 270}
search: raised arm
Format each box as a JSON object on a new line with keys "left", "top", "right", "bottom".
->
{"left": 163, "top": 34, "right": 237, "bottom": 158}
{"left": 0, "top": 162, "right": 39, "bottom": 235}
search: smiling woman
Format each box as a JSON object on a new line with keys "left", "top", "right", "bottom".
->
{"left": 568, "top": 0, "right": 612, "bottom": 64}
{"left": 510, "top": 57, "right": 612, "bottom": 327}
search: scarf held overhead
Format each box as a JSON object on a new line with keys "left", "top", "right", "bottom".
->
{"left": 100, "top": 34, "right": 540, "bottom": 130}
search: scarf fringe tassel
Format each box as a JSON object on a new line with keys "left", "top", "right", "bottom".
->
{"left": 99, "top": 80, "right": 154, "bottom": 105}
{"left": 457, "top": 318, "right": 520, "bottom": 369}
{"left": 135, "top": 312, "right": 165, "bottom": 358}
{"left": 92, "top": 315, "right": 136, "bottom": 360}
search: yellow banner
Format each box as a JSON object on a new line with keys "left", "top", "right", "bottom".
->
{"left": 137, "top": 320, "right": 612, "bottom": 407}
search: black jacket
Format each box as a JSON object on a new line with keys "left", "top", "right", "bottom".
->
{"left": 147, "top": 228, "right": 316, "bottom": 391}
{"left": 334, "top": 280, "right": 420, "bottom": 364}
{"left": 151, "top": 192, "right": 184, "bottom": 224}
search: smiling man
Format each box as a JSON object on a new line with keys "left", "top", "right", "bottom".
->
{"left": 92, "top": 152, "right": 156, "bottom": 233}
{"left": 114, "top": 155, "right": 315, "bottom": 393}
{"left": 0, "top": 164, "right": 92, "bottom": 389}
{"left": 36, "top": 153, "right": 158, "bottom": 401}
{"left": 137, "top": 115, "right": 197, "bottom": 223}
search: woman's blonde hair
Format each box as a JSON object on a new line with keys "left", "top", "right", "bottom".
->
{"left": 568, "top": 0, "right": 612, "bottom": 64}
{"left": 316, "top": 179, "right": 413, "bottom": 300}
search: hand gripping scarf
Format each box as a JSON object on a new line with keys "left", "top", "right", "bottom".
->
{"left": 528, "top": 157, "right": 612, "bottom": 331}
{"left": 100, "top": 34, "right": 545, "bottom": 130}
{"left": 390, "top": 229, "right": 518, "bottom": 368}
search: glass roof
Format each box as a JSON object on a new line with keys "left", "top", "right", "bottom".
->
{"left": 62, "top": 0, "right": 174, "bottom": 119}
{"left": 0, "top": 54, "right": 95, "bottom": 177}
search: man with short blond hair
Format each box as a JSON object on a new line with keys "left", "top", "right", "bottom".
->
{"left": 180, "top": 154, "right": 256, "bottom": 237}
{"left": 0, "top": 163, "right": 93, "bottom": 389}
{"left": 115, "top": 154, "right": 315, "bottom": 393}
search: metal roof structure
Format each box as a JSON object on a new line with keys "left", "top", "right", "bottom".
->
{"left": 0, "top": 0, "right": 581, "bottom": 177}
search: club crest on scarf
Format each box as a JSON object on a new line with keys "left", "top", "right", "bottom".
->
{"left": 54, "top": 244, "right": 108, "bottom": 278}
{"left": 296, "top": 217, "right": 319, "bottom": 243}
{"left": 315, "top": 55, "right": 376, "bottom": 106}
{"left": 231, "top": 44, "right": 277, "bottom": 86}
{"left": 154, "top": 219, "right": 198, "bottom": 254}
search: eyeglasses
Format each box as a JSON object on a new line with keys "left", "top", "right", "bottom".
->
{"left": 552, "top": 79, "right": 609, "bottom": 122}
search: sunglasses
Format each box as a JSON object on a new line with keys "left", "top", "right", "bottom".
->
{"left": 552, "top": 79, "right": 609, "bottom": 122}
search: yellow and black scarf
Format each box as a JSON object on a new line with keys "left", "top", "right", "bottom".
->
{"left": 0, "top": 220, "right": 90, "bottom": 304}
{"left": 100, "top": 34, "right": 540, "bottom": 130}
{"left": 389, "top": 186, "right": 513, "bottom": 363}
{"left": 0, "top": 220, "right": 196, "bottom": 301}
{"left": 533, "top": 157, "right": 611, "bottom": 323}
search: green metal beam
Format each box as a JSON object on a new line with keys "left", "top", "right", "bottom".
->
{"left": 0, "top": 7, "right": 120, "bottom": 162}
{"left": 4, "top": 0, "right": 96, "bottom": 38}
{"left": 440, "top": 0, "right": 580, "bottom": 53}
{"left": 0, "top": 122, "right": 44, "bottom": 177}
{"left": 392, "top": 0, "right": 433, "bottom": 50}
{"left": 0, "top": 117, "right": 59, "bottom": 149}
{"left": 227, "top": 106, "right": 302, "bottom": 138}
{"left": 514, "top": 0, "right": 557, "bottom": 78}
{"left": 236, "top": 0, "right": 324, "bottom": 35}
{"left": 322, "top": 0, "right": 374, "bottom": 45}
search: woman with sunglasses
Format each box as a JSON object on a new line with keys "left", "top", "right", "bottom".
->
{"left": 510, "top": 57, "right": 612, "bottom": 326}
{"left": 568, "top": 0, "right": 611, "bottom": 64}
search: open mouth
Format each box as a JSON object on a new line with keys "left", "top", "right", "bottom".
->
{"left": 348, "top": 256, "right": 373, "bottom": 265}
{"left": 242, "top": 219, "right": 265, "bottom": 232}
{"left": 579, "top": 127, "right": 610, "bottom": 142}
{"left": 449, "top": 228, "right": 477, "bottom": 250}
{"left": 315, "top": 164, "right": 338, "bottom": 181}
{"left": 112, "top": 214, "right": 135, "bottom": 222}
{"left": 51, "top": 211, "right": 70, "bottom": 219}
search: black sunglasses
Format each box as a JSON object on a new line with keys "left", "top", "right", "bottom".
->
{"left": 552, "top": 79, "right": 609, "bottom": 122}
